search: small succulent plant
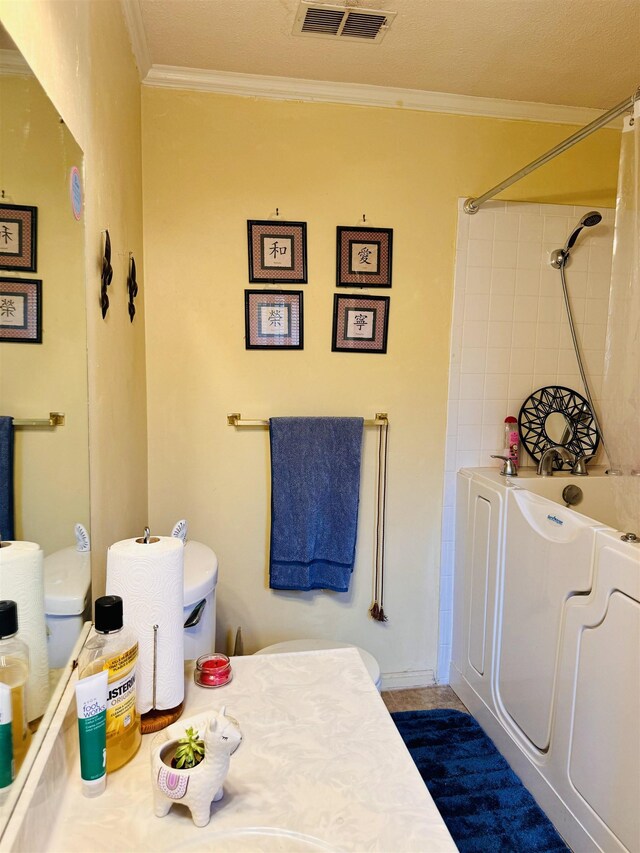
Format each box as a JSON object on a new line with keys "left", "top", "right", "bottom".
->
{"left": 173, "top": 726, "right": 205, "bottom": 769}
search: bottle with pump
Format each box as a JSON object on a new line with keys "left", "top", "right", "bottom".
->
{"left": 79, "top": 595, "right": 141, "bottom": 771}
{"left": 504, "top": 416, "right": 520, "bottom": 469}
{"left": 0, "top": 600, "right": 31, "bottom": 779}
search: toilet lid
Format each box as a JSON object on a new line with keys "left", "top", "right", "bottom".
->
{"left": 44, "top": 546, "right": 91, "bottom": 616}
{"left": 255, "top": 639, "right": 381, "bottom": 685}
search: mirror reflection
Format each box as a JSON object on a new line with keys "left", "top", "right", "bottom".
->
{"left": 0, "top": 22, "right": 90, "bottom": 810}
{"left": 544, "top": 411, "right": 574, "bottom": 445}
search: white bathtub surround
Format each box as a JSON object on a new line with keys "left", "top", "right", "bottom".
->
{"left": 451, "top": 468, "right": 639, "bottom": 853}
{"left": 600, "top": 105, "right": 640, "bottom": 536}
{"left": 438, "top": 199, "right": 614, "bottom": 681}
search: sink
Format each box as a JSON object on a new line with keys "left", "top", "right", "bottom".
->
{"left": 173, "top": 827, "right": 344, "bottom": 852}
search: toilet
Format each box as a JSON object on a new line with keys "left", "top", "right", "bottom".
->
{"left": 45, "top": 521, "right": 219, "bottom": 667}
{"left": 182, "top": 538, "right": 219, "bottom": 660}
{"left": 255, "top": 639, "right": 382, "bottom": 691}
{"left": 173, "top": 521, "right": 219, "bottom": 660}
{"left": 44, "top": 524, "right": 91, "bottom": 669}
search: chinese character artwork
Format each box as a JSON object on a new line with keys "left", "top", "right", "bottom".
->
{"left": 248, "top": 221, "right": 307, "bottom": 283}
{"left": 246, "top": 290, "right": 303, "bottom": 349}
{"left": 0, "top": 205, "right": 37, "bottom": 272}
{"left": 0, "top": 278, "right": 41, "bottom": 343}
{"left": 332, "top": 294, "right": 389, "bottom": 354}
{"left": 0, "top": 297, "right": 17, "bottom": 318}
{"left": 337, "top": 227, "right": 392, "bottom": 288}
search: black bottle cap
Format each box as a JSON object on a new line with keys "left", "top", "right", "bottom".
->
{"left": 94, "top": 595, "right": 123, "bottom": 633}
{"left": 0, "top": 600, "right": 18, "bottom": 638}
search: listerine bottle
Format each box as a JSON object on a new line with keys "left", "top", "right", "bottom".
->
{"left": 0, "top": 600, "right": 30, "bottom": 779}
{"left": 79, "top": 596, "right": 141, "bottom": 771}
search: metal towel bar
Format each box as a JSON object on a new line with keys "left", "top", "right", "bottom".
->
{"left": 227, "top": 412, "right": 388, "bottom": 428}
{"left": 12, "top": 412, "right": 65, "bottom": 428}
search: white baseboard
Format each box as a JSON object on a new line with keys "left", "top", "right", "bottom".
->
{"left": 381, "top": 669, "right": 436, "bottom": 691}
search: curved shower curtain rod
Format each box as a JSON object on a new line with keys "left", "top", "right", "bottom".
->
{"left": 464, "top": 88, "right": 639, "bottom": 214}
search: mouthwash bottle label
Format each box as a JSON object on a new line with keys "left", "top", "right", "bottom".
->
{"left": 105, "top": 644, "right": 138, "bottom": 738}
{"left": 0, "top": 684, "right": 14, "bottom": 789}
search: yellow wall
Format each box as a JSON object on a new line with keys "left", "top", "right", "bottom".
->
{"left": 0, "top": 0, "right": 623, "bottom": 679}
{"left": 142, "top": 88, "right": 620, "bottom": 678}
{"left": 0, "top": 73, "right": 89, "bottom": 554}
{"left": 1, "top": 0, "right": 148, "bottom": 592}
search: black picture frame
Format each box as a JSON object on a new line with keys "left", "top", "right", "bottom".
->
{"left": 247, "top": 220, "right": 307, "bottom": 283}
{"left": 0, "top": 277, "right": 42, "bottom": 343}
{"left": 336, "top": 226, "right": 392, "bottom": 288}
{"left": 332, "top": 293, "right": 389, "bottom": 354}
{"left": 0, "top": 204, "right": 38, "bottom": 272}
{"left": 245, "top": 289, "right": 304, "bottom": 349}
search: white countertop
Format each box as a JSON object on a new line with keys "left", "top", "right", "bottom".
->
{"left": 44, "top": 649, "right": 456, "bottom": 852}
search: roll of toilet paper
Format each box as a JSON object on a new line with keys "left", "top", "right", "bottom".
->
{"left": 0, "top": 541, "right": 49, "bottom": 722}
{"left": 106, "top": 535, "right": 184, "bottom": 713}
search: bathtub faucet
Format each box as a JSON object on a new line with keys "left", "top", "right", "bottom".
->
{"left": 537, "top": 446, "right": 575, "bottom": 476}
{"left": 571, "top": 453, "right": 595, "bottom": 476}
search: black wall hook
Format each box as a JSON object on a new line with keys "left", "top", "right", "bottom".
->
{"left": 127, "top": 253, "right": 138, "bottom": 323}
{"left": 100, "top": 230, "right": 113, "bottom": 319}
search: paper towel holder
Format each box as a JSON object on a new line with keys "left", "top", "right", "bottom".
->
{"left": 136, "top": 526, "right": 160, "bottom": 545}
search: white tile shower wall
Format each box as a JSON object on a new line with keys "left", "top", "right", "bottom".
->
{"left": 437, "top": 199, "right": 614, "bottom": 682}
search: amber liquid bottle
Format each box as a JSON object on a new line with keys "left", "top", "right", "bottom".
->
{"left": 79, "top": 596, "right": 141, "bottom": 772}
{"left": 0, "top": 600, "right": 31, "bottom": 781}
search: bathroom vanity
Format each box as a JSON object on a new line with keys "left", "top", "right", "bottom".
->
{"left": 2, "top": 647, "right": 456, "bottom": 852}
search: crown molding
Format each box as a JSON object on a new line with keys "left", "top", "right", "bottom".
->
{"left": 0, "top": 48, "right": 32, "bottom": 77}
{"left": 143, "top": 65, "right": 620, "bottom": 127}
{"left": 121, "top": 0, "right": 151, "bottom": 79}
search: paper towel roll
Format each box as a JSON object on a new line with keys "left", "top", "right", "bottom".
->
{"left": 0, "top": 541, "right": 49, "bottom": 721}
{"left": 106, "top": 535, "right": 184, "bottom": 713}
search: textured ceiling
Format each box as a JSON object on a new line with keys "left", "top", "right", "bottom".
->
{"left": 139, "top": 0, "right": 639, "bottom": 109}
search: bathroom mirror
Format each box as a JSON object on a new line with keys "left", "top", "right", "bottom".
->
{"left": 544, "top": 411, "right": 574, "bottom": 445}
{"left": 0, "top": 24, "right": 90, "bottom": 826}
{"left": 518, "top": 385, "right": 600, "bottom": 469}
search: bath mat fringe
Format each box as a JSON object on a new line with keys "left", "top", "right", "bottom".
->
{"left": 370, "top": 417, "right": 389, "bottom": 622}
{"left": 392, "top": 708, "right": 568, "bottom": 853}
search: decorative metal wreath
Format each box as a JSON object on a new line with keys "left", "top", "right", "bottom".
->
{"left": 518, "top": 385, "right": 600, "bottom": 469}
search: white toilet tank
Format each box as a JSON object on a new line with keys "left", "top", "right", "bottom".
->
{"left": 44, "top": 524, "right": 91, "bottom": 669}
{"left": 182, "top": 539, "right": 219, "bottom": 660}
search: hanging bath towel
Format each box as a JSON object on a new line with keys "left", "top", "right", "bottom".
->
{"left": 269, "top": 417, "right": 364, "bottom": 592}
{"left": 0, "top": 417, "right": 14, "bottom": 541}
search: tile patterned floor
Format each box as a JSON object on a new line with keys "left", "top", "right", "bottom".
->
{"left": 381, "top": 685, "right": 468, "bottom": 714}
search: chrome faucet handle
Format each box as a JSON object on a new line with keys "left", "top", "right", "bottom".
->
{"left": 571, "top": 454, "right": 595, "bottom": 476}
{"left": 490, "top": 455, "right": 518, "bottom": 477}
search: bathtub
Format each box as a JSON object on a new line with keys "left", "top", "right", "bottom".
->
{"left": 450, "top": 467, "right": 639, "bottom": 853}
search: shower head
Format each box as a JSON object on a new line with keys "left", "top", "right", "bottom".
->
{"left": 564, "top": 211, "right": 602, "bottom": 251}
{"left": 550, "top": 210, "right": 602, "bottom": 268}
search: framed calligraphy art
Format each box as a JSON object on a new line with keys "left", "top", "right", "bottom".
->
{"left": 0, "top": 278, "right": 42, "bottom": 343}
{"left": 332, "top": 293, "right": 389, "bottom": 354}
{"left": 336, "top": 226, "right": 392, "bottom": 288}
{"left": 247, "top": 220, "right": 307, "bottom": 283}
{"left": 0, "top": 204, "right": 38, "bottom": 272}
{"left": 245, "top": 289, "right": 304, "bottom": 350}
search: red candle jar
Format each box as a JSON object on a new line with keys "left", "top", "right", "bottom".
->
{"left": 194, "top": 653, "right": 232, "bottom": 688}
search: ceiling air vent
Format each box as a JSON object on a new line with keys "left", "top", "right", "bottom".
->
{"left": 293, "top": 2, "right": 396, "bottom": 44}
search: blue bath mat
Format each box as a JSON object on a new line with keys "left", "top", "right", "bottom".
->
{"left": 392, "top": 708, "right": 568, "bottom": 853}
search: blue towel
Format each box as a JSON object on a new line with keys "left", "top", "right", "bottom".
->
{"left": 0, "top": 417, "right": 14, "bottom": 541}
{"left": 269, "top": 417, "right": 364, "bottom": 592}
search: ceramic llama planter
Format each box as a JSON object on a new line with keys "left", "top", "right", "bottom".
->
{"left": 151, "top": 707, "right": 242, "bottom": 827}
